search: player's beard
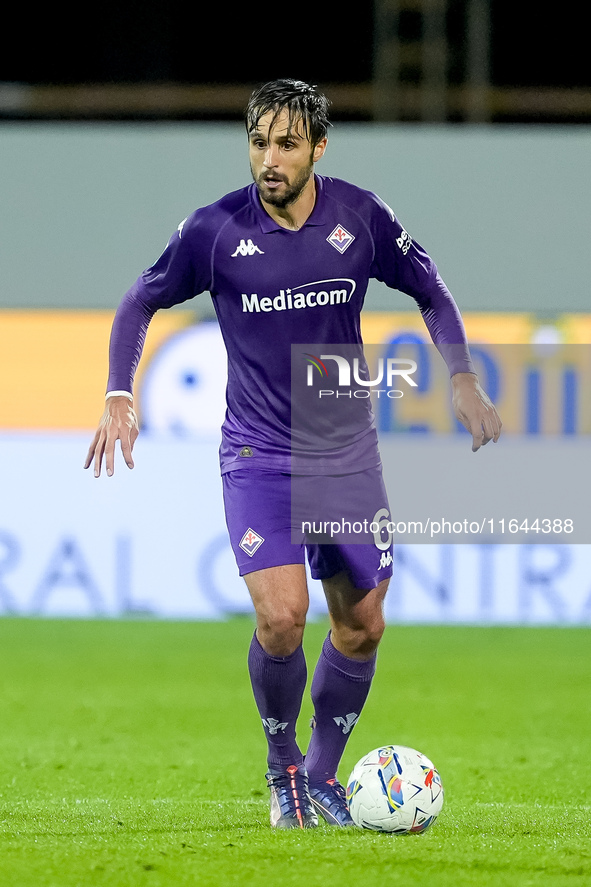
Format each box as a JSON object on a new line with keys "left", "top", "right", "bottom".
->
{"left": 252, "top": 161, "right": 314, "bottom": 210}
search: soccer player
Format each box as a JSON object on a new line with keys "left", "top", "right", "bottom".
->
{"left": 85, "top": 79, "right": 501, "bottom": 829}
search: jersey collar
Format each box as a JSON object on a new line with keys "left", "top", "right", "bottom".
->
{"left": 250, "top": 175, "right": 329, "bottom": 233}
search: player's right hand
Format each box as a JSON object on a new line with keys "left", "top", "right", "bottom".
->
{"left": 84, "top": 395, "right": 139, "bottom": 477}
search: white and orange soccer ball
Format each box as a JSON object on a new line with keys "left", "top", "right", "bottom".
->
{"left": 346, "top": 745, "right": 444, "bottom": 833}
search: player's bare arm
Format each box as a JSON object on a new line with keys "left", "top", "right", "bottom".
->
{"left": 451, "top": 371, "right": 502, "bottom": 452}
{"left": 84, "top": 395, "right": 139, "bottom": 477}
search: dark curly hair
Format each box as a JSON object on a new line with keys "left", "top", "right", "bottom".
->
{"left": 245, "top": 79, "right": 331, "bottom": 147}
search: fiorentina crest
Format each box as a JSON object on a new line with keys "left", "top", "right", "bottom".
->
{"left": 239, "top": 527, "right": 264, "bottom": 557}
{"left": 327, "top": 224, "right": 355, "bottom": 254}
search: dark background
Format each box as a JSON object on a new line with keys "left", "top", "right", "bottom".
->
{"left": 2, "top": 1, "right": 587, "bottom": 121}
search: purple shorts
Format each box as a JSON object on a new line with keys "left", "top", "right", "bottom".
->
{"left": 221, "top": 467, "right": 393, "bottom": 591}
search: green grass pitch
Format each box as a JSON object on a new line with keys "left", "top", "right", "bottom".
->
{"left": 0, "top": 618, "right": 590, "bottom": 886}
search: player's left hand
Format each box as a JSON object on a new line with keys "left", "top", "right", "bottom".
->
{"left": 451, "top": 372, "right": 502, "bottom": 452}
{"left": 84, "top": 395, "right": 139, "bottom": 477}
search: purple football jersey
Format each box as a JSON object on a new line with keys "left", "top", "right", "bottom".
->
{"left": 106, "top": 175, "right": 474, "bottom": 474}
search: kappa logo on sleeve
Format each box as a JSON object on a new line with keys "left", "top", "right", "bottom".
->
{"left": 239, "top": 528, "right": 265, "bottom": 556}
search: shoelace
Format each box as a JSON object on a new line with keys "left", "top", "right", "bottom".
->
{"left": 268, "top": 766, "right": 312, "bottom": 824}
{"left": 285, "top": 765, "right": 304, "bottom": 826}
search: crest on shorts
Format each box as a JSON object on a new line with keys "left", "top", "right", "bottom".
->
{"left": 239, "top": 527, "right": 265, "bottom": 557}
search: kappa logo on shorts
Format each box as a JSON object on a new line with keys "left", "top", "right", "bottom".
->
{"left": 327, "top": 224, "right": 355, "bottom": 254}
{"left": 239, "top": 527, "right": 265, "bottom": 557}
{"left": 379, "top": 550, "right": 393, "bottom": 570}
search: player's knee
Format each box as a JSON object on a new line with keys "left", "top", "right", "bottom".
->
{"left": 340, "top": 614, "right": 385, "bottom": 658}
{"left": 256, "top": 603, "right": 307, "bottom": 656}
{"left": 359, "top": 622, "right": 385, "bottom": 657}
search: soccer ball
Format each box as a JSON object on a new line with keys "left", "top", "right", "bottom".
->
{"left": 346, "top": 745, "right": 444, "bottom": 833}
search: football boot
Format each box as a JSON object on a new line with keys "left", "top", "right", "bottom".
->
{"left": 309, "top": 778, "right": 356, "bottom": 827}
{"left": 266, "top": 764, "right": 318, "bottom": 829}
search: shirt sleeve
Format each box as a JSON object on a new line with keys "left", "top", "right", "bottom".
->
{"left": 369, "top": 193, "right": 475, "bottom": 376}
{"left": 105, "top": 211, "right": 213, "bottom": 395}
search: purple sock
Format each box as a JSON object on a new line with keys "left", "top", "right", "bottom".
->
{"left": 247, "top": 632, "right": 307, "bottom": 770}
{"left": 305, "top": 633, "right": 376, "bottom": 784}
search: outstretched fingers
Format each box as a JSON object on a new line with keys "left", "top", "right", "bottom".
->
{"left": 84, "top": 399, "right": 139, "bottom": 477}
